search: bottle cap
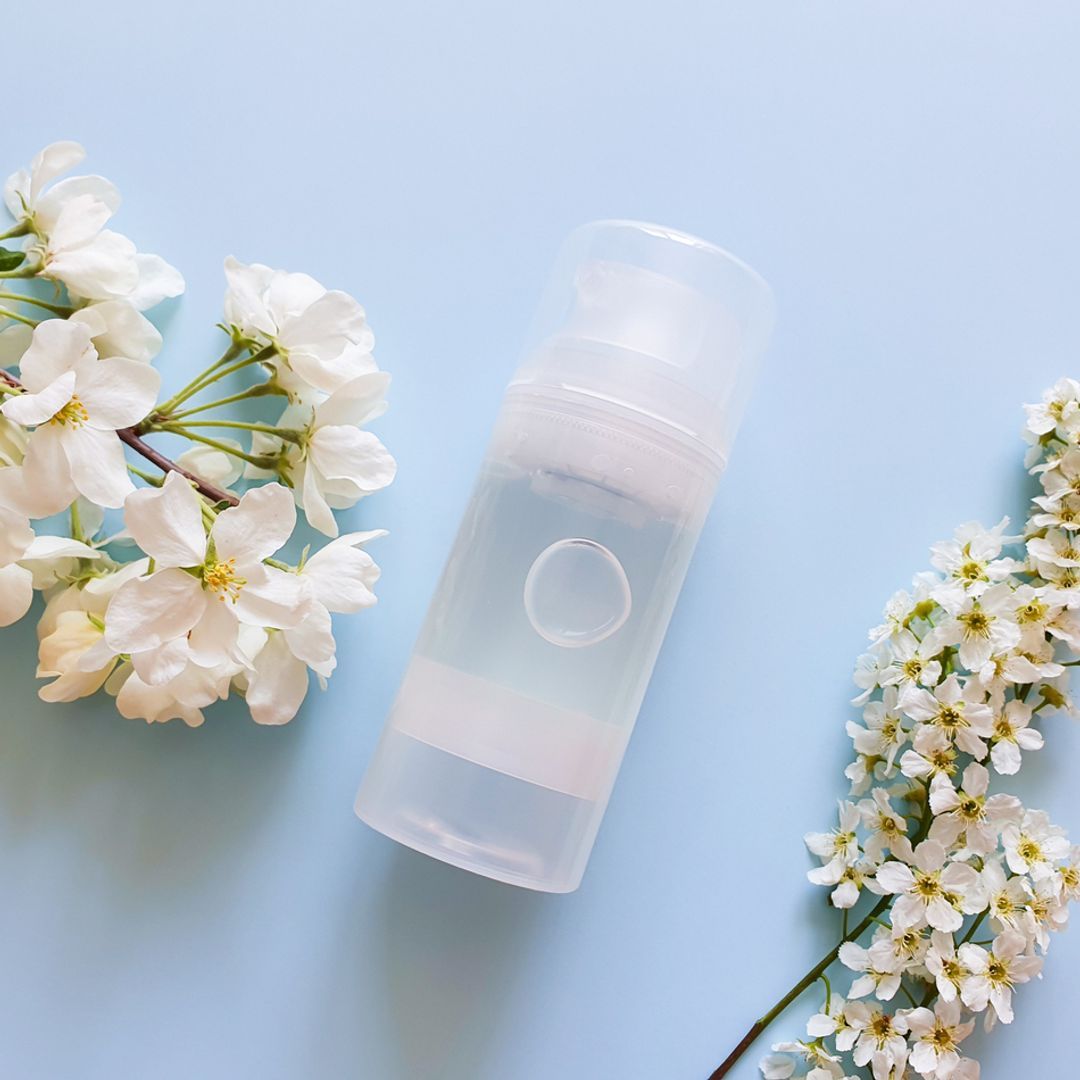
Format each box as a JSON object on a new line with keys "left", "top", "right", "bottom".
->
{"left": 511, "top": 220, "right": 774, "bottom": 462}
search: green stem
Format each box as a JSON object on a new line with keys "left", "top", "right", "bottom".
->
{"left": 156, "top": 425, "right": 275, "bottom": 467}
{"left": 0, "top": 306, "right": 38, "bottom": 328}
{"left": 707, "top": 894, "right": 893, "bottom": 1080}
{"left": 0, "top": 290, "right": 72, "bottom": 316}
{"left": 156, "top": 343, "right": 276, "bottom": 415}
{"left": 167, "top": 383, "right": 283, "bottom": 420}
{"left": 0, "top": 222, "right": 30, "bottom": 241}
{"left": 154, "top": 341, "right": 246, "bottom": 416}
{"left": 69, "top": 502, "right": 84, "bottom": 544}
{"left": 171, "top": 419, "right": 301, "bottom": 443}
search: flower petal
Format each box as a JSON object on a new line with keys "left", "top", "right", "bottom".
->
{"left": 211, "top": 482, "right": 295, "bottom": 563}
{"left": 122, "top": 471, "right": 207, "bottom": 568}
{"left": 232, "top": 563, "right": 305, "bottom": 629}
{"left": 0, "top": 562, "right": 33, "bottom": 626}
{"left": 62, "top": 425, "right": 133, "bottom": 508}
{"left": 246, "top": 631, "right": 310, "bottom": 725}
{"left": 1, "top": 369, "right": 77, "bottom": 426}
{"left": 76, "top": 355, "right": 160, "bottom": 429}
{"left": 103, "top": 568, "right": 206, "bottom": 653}
{"left": 302, "top": 530, "right": 385, "bottom": 613}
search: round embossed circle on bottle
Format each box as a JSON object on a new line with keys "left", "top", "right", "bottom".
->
{"left": 523, "top": 538, "right": 632, "bottom": 648}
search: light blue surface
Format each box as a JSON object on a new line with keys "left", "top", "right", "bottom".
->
{"left": 3, "top": 4, "right": 1080, "bottom": 1078}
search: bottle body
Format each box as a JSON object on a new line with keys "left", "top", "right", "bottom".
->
{"left": 356, "top": 220, "right": 773, "bottom": 892}
{"left": 356, "top": 379, "right": 720, "bottom": 891}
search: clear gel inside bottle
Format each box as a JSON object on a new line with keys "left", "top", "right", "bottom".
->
{"left": 356, "top": 221, "right": 774, "bottom": 892}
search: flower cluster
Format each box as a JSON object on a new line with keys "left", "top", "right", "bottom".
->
{"left": 746, "top": 380, "right": 1080, "bottom": 1080}
{"left": 0, "top": 142, "right": 395, "bottom": 726}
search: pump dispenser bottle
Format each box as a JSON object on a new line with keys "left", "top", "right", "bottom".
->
{"left": 356, "top": 221, "right": 774, "bottom": 892}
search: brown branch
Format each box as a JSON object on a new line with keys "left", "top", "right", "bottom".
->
{"left": 1, "top": 368, "right": 238, "bottom": 506}
{"left": 116, "top": 427, "right": 238, "bottom": 506}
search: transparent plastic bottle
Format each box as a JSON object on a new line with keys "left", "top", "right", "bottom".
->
{"left": 356, "top": 220, "right": 774, "bottom": 892}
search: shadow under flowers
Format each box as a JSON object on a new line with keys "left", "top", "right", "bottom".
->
{"left": 0, "top": 616, "right": 304, "bottom": 906}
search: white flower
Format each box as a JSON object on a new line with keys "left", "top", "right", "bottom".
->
{"left": 838, "top": 939, "right": 902, "bottom": 1001}
{"left": 928, "top": 763, "right": 1022, "bottom": 855}
{"left": 35, "top": 560, "right": 147, "bottom": 701}
{"left": 806, "top": 995, "right": 859, "bottom": 1051}
{"left": 899, "top": 675, "right": 995, "bottom": 759}
{"left": 988, "top": 698, "right": 1044, "bottom": 775}
{"left": 37, "top": 193, "right": 141, "bottom": 301}
{"left": 899, "top": 725, "right": 958, "bottom": 781}
{"left": 1002, "top": 810, "right": 1070, "bottom": 880}
{"left": 1031, "top": 492, "right": 1080, "bottom": 532}
{"left": 805, "top": 801, "right": 860, "bottom": 872}
{"left": 924, "top": 929, "right": 968, "bottom": 1004}
{"left": 903, "top": 997, "right": 974, "bottom": 1077}
{"left": 868, "top": 574, "right": 939, "bottom": 644}
{"left": 70, "top": 299, "right": 162, "bottom": 363}
{"left": 847, "top": 687, "right": 908, "bottom": 774}
{"left": 1053, "top": 845, "right": 1080, "bottom": 903}
{"left": 1024, "top": 377, "right": 1080, "bottom": 436}
{"left": 959, "top": 930, "right": 1042, "bottom": 1023}
{"left": 101, "top": 473, "right": 306, "bottom": 679}
{"left": 1036, "top": 448, "right": 1080, "bottom": 504}
{"left": 242, "top": 530, "right": 384, "bottom": 725}
{"left": 113, "top": 657, "right": 236, "bottom": 728}
{"left": 929, "top": 519, "right": 1017, "bottom": 601}
{"left": 175, "top": 440, "right": 244, "bottom": 490}
{"left": 808, "top": 856, "right": 881, "bottom": 910}
{"left": 935, "top": 583, "right": 1021, "bottom": 672}
{"left": 0, "top": 504, "right": 100, "bottom": 626}
{"left": 858, "top": 788, "right": 913, "bottom": 863}
{"left": 845, "top": 1002, "right": 909, "bottom": 1076}
{"left": 875, "top": 839, "right": 985, "bottom": 933}
{"left": 0, "top": 319, "right": 159, "bottom": 514}
{"left": 257, "top": 372, "right": 397, "bottom": 537}
{"left": 1026, "top": 528, "right": 1080, "bottom": 571}
{"left": 877, "top": 630, "right": 943, "bottom": 692}
{"left": 223, "top": 257, "right": 376, "bottom": 395}
{"left": 3, "top": 141, "right": 119, "bottom": 234}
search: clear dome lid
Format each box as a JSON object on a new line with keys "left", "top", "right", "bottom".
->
{"left": 511, "top": 220, "right": 775, "bottom": 461}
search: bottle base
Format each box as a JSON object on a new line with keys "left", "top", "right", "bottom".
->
{"left": 355, "top": 726, "right": 600, "bottom": 894}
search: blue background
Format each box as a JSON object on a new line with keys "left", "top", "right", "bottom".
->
{"left": 3, "top": 3, "right": 1080, "bottom": 1078}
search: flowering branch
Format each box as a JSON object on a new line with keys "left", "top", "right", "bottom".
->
{"left": 0, "top": 141, "right": 396, "bottom": 728}
{"left": 709, "top": 378, "right": 1080, "bottom": 1080}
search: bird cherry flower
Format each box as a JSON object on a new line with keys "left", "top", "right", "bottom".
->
{"left": 988, "top": 698, "right": 1045, "bottom": 775}
{"left": 1002, "top": 811, "right": 1071, "bottom": 881}
{"left": 858, "top": 788, "right": 914, "bottom": 863}
{"left": 927, "top": 762, "right": 1022, "bottom": 855}
{"left": 1024, "top": 377, "right": 1080, "bottom": 436}
{"left": 877, "top": 629, "right": 943, "bottom": 693}
{"left": 844, "top": 1002, "right": 909, "bottom": 1077}
{"left": 935, "top": 582, "right": 1021, "bottom": 672}
{"left": 959, "top": 930, "right": 1042, "bottom": 1025}
{"left": 837, "top": 940, "right": 902, "bottom": 1002}
{"left": 929, "top": 518, "right": 1017, "bottom": 602}
{"left": 899, "top": 725, "right": 959, "bottom": 781}
{"left": 875, "top": 839, "right": 985, "bottom": 933}
{"left": 846, "top": 687, "right": 908, "bottom": 775}
{"left": 923, "top": 930, "right": 969, "bottom": 1004}
{"left": 805, "top": 801, "right": 861, "bottom": 877}
{"left": 902, "top": 997, "right": 975, "bottom": 1078}
{"left": 899, "top": 675, "right": 995, "bottom": 760}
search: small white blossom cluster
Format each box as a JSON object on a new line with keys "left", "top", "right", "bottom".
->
{"left": 0, "top": 142, "right": 395, "bottom": 727}
{"left": 759, "top": 379, "right": 1080, "bottom": 1080}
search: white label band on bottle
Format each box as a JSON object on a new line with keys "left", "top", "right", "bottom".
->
{"left": 389, "top": 655, "right": 628, "bottom": 801}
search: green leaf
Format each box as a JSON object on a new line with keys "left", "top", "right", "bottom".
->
{"left": 0, "top": 246, "right": 26, "bottom": 272}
